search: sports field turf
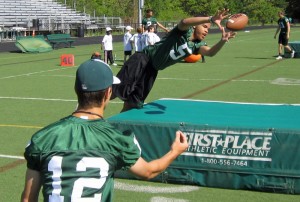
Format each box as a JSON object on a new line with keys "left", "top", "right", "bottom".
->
{"left": 0, "top": 27, "right": 300, "bottom": 201}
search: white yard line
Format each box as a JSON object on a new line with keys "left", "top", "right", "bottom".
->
{"left": 0, "top": 67, "right": 70, "bottom": 80}
{"left": 0, "top": 96, "right": 123, "bottom": 104}
{"left": 114, "top": 181, "right": 199, "bottom": 193}
{"left": 158, "top": 78, "right": 270, "bottom": 82}
{"left": 0, "top": 154, "right": 24, "bottom": 160}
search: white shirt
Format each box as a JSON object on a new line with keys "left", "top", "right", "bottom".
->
{"left": 130, "top": 33, "right": 145, "bottom": 52}
{"left": 124, "top": 32, "right": 133, "bottom": 51}
{"left": 145, "top": 32, "right": 160, "bottom": 46}
{"left": 102, "top": 34, "right": 113, "bottom": 51}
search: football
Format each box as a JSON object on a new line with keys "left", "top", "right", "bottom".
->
{"left": 226, "top": 13, "right": 248, "bottom": 31}
{"left": 184, "top": 54, "right": 201, "bottom": 63}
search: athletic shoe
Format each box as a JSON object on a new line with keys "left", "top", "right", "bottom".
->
{"left": 112, "top": 63, "right": 117, "bottom": 66}
{"left": 276, "top": 55, "right": 283, "bottom": 60}
{"left": 291, "top": 50, "right": 295, "bottom": 58}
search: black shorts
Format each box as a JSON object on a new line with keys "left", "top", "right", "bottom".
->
{"left": 124, "top": 50, "right": 132, "bottom": 56}
{"left": 278, "top": 32, "right": 288, "bottom": 46}
{"left": 112, "top": 52, "right": 158, "bottom": 107}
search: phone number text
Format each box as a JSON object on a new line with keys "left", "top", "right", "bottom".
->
{"left": 201, "top": 158, "right": 248, "bottom": 167}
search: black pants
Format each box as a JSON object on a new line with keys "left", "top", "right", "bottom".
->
{"left": 112, "top": 52, "right": 158, "bottom": 108}
{"left": 103, "top": 50, "right": 114, "bottom": 64}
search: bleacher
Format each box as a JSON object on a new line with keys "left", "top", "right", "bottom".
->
{"left": 0, "top": 0, "right": 90, "bottom": 29}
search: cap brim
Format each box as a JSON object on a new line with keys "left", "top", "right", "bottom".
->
{"left": 113, "top": 76, "right": 121, "bottom": 84}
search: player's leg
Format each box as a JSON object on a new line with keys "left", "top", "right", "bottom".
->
{"left": 282, "top": 34, "right": 295, "bottom": 58}
{"left": 276, "top": 34, "right": 283, "bottom": 59}
{"left": 104, "top": 50, "right": 108, "bottom": 64}
{"left": 112, "top": 52, "right": 156, "bottom": 112}
{"left": 109, "top": 51, "right": 117, "bottom": 66}
{"left": 108, "top": 50, "right": 112, "bottom": 64}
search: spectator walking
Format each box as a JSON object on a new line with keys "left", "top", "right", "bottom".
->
{"left": 274, "top": 11, "right": 295, "bottom": 59}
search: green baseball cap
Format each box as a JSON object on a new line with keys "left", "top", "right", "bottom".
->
{"left": 75, "top": 59, "right": 120, "bottom": 92}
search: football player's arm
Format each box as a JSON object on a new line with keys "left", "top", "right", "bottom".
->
{"left": 178, "top": 9, "right": 230, "bottom": 31}
{"left": 157, "top": 22, "right": 169, "bottom": 32}
{"left": 141, "top": 20, "right": 146, "bottom": 33}
{"left": 200, "top": 27, "right": 236, "bottom": 57}
{"left": 286, "top": 20, "right": 291, "bottom": 39}
{"left": 274, "top": 26, "right": 280, "bottom": 38}
{"left": 21, "top": 168, "right": 42, "bottom": 202}
{"left": 129, "top": 131, "right": 188, "bottom": 180}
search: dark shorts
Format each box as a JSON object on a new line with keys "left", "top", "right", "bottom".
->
{"left": 112, "top": 52, "right": 158, "bottom": 107}
{"left": 278, "top": 32, "right": 288, "bottom": 46}
{"left": 124, "top": 50, "right": 132, "bottom": 56}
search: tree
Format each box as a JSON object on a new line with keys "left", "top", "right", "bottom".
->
{"left": 56, "top": 0, "right": 298, "bottom": 26}
{"left": 142, "top": 0, "right": 187, "bottom": 21}
{"left": 286, "top": 0, "right": 300, "bottom": 19}
{"left": 242, "top": 0, "right": 279, "bottom": 25}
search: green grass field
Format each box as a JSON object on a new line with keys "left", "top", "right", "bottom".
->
{"left": 1, "top": 27, "right": 300, "bottom": 202}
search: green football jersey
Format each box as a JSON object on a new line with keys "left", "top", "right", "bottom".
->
{"left": 142, "top": 16, "right": 158, "bottom": 29}
{"left": 143, "top": 26, "right": 206, "bottom": 70}
{"left": 24, "top": 115, "right": 141, "bottom": 202}
{"left": 278, "top": 16, "right": 289, "bottom": 33}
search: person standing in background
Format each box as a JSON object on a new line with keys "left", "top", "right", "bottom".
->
{"left": 274, "top": 11, "right": 295, "bottom": 60}
{"left": 101, "top": 27, "right": 117, "bottom": 66}
{"left": 145, "top": 25, "right": 160, "bottom": 46}
{"left": 130, "top": 27, "right": 145, "bottom": 52}
{"left": 123, "top": 26, "right": 134, "bottom": 62}
{"left": 142, "top": 9, "right": 169, "bottom": 33}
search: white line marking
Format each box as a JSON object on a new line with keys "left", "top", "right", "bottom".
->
{"left": 114, "top": 181, "right": 199, "bottom": 193}
{"left": 150, "top": 197, "right": 189, "bottom": 202}
{"left": 271, "top": 78, "right": 300, "bottom": 85}
{"left": 0, "top": 124, "right": 42, "bottom": 129}
{"left": 0, "top": 67, "right": 70, "bottom": 80}
{"left": 0, "top": 96, "right": 77, "bottom": 102}
{"left": 158, "top": 78, "right": 270, "bottom": 82}
{"left": 159, "top": 98, "right": 300, "bottom": 106}
{"left": 0, "top": 96, "right": 123, "bottom": 104}
{"left": 0, "top": 154, "right": 24, "bottom": 160}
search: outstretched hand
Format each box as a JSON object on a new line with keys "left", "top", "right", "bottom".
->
{"left": 171, "top": 131, "right": 188, "bottom": 156}
{"left": 212, "top": 8, "right": 231, "bottom": 30}
{"left": 221, "top": 27, "right": 237, "bottom": 42}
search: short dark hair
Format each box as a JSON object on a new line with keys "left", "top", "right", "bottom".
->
{"left": 146, "top": 9, "right": 153, "bottom": 13}
{"left": 75, "top": 89, "right": 106, "bottom": 108}
{"left": 91, "top": 52, "right": 101, "bottom": 60}
{"left": 147, "top": 25, "right": 155, "bottom": 32}
{"left": 137, "top": 27, "right": 142, "bottom": 33}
